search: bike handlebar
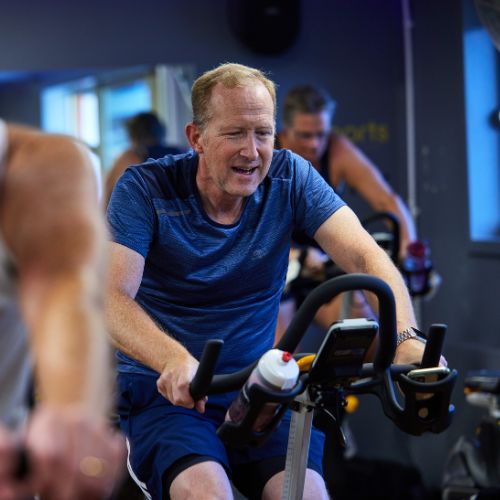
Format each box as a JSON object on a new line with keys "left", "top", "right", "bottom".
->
{"left": 276, "top": 274, "right": 396, "bottom": 373}
{"left": 190, "top": 273, "right": 396, "bottom": 398}
{"left": 190, "top": 274, "right": 450, "bottom": 396}
{"left": 190, "top": 339, "right": 224, "bottom": 400}
{"left": 190, "top": 273, "right": 456, "bottom": 439}
{"left": 421, "top": 324, "right": 447, "bottom": 367}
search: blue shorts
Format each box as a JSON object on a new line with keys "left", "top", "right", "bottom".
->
{"left": 117, "top": 372, "right": 325, "bottom": 499}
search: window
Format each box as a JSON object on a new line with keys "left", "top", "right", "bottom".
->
{"left": 40, "top": 65, "right": 194, "bottom": 173}
{"left": 463, "top": 4, "right": 500, "bottom": 244}
{"left": 99, "top": 79, "right": 153, "bottom": 171}
{"left": 41, "top": 78, "right": 100, "bottom": 149}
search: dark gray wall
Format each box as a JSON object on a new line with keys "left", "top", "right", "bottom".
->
{"left": 416, "top": 0, "right": 500, "bottom": 349}
{"left": 0, "top": 0, "right": 406, "bottom": 189}
{"left": 415, "top": 0, "right": 500, "bottom": 481}
{"left": 350, "top": 0, "right": 500, "bottom": 492}
{"left": 1, "top": 0, "right": 498, "bottom": 494}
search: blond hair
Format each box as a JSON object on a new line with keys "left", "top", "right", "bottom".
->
{"left": 191, "top": 63, "right": 276, "bottom": 130}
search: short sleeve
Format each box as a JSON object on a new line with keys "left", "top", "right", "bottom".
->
{"left": 107, "top": 167, "right": 156, "bottom": 258}
{"left": 292, "top": 153, "right": 345, "bottom": 238}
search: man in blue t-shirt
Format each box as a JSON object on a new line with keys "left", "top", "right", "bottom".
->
{"left": 107, "top": 63, "right": 428, "bottom": 500}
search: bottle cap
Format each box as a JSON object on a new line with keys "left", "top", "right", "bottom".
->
{"left": 257, "top": 349, "right": 299, "bottom": 390}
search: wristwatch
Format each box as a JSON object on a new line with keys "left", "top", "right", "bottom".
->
{"left": 396, "top": 327, "right": 426, "bottom": 347}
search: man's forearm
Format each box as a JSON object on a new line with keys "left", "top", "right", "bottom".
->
{"left": 316, "top": 208, "right": 417, "bottom": 332}
{"left": 106, "top": 291, "right": 192, "bottom": 374}
{"left": 359, "top": 246, "right": 416, "bottom": 329}
{"left": 22, "top": 269, "right": 111, "bottom": 415}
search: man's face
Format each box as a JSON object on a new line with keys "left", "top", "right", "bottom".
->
{"left": 193, "top": 82, "right": 275, "bottom": 199}
{"left": 284, "top": 111, "right": 331, "bottom": 164}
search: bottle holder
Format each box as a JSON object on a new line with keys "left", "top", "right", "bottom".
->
{"left": 348, "top": 368, "right": 457, "bottom": 436}
{"left": 217, "top": 378, "right": 305, "bottom": 448}
{"left": 385, "top": 369, "right": 457, "bottom": 435}
{"left": 394, "top": 370, "right": 458, "bottom": 434}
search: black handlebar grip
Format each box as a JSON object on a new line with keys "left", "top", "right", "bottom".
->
{"left": 421, "top": 323, "right": 447, "bottom": 367}
{"left": 190, "top": 339, "right": 224, "bottom": 400}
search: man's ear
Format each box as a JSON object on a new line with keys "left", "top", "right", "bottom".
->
{"left": 185, "top": 123, "right": 204, "bottom": 154}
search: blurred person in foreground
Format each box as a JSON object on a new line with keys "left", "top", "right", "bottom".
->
{"left": 0, "top": 119, "right": 125, "bottom": 500}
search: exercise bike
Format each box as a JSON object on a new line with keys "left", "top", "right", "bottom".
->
{"left": 190, "top": 273, "right": 457, "bottom": 500}
{"left": 287, "top": 210, "right": 439, "bottom": 305}
{"left": 442, "top": 370, "right": 500, "bottom": 499}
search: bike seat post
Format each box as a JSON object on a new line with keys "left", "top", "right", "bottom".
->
{"left": 281, "top": 390, "right": 315, "bottom": 500}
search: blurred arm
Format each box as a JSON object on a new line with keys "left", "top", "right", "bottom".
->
{"left": 3, "top": 126, "right": 109, "bottom": 413}
{"left": 2, "top": 124, "right": 126, "bottom": 500}
{"left": 331, "top": 135, "right": 416, "bottom": 259}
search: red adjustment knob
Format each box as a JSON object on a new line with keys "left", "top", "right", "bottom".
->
{"left": 282, "top": 351, "right": 293, "bottom": 362}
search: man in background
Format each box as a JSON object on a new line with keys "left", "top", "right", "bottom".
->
{"left": 276, "top": 85, "right": 417, "bottom": 337}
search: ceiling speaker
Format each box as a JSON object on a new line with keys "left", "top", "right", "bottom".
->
{"left": 227, "top": 0, "right": 301, "bottom": 55}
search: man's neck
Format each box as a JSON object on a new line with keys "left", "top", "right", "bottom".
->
{"left": 196, "top": 172, "right": 245, "bottom": 225}
{"left": 199, "top": 192, "right": 244, "bottom": 225}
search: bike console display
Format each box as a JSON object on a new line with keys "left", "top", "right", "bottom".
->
{"left": 309, "top": 318, "right": 378, "bottom": 386}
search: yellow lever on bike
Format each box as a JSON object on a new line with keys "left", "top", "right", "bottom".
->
{"left": 297, "top": 355, "right": 316, "bottom": 372}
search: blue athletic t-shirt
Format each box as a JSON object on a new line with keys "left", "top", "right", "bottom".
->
{"left": 107, "top": 149, "right": 345, "bottom": 376}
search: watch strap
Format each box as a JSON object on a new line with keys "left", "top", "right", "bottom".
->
{"left": 396, "top": 327, "right": 425, "bottom": 347}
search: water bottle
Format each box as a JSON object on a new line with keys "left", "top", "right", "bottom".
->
{"left": 403, "top": 240, "right": 433, "bottom": 296}
{"left": 225, "top": 349, "right": 299, "bottom": 432}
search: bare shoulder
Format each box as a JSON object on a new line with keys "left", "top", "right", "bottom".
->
{"left": 2, "top": 128, "right": 103, "bottom": 263}
{"left": 328, "top": 132, "right": 359, "bottom": 182}
{"left": 104, "top": 149, "right": 141, "bottom": 205}
{"left": 329, "top": 133, "right": 359, "bottom": 159}
{"left": 7, "top": 127, "right": 97, "bottom": 188}
{"left": 114, "top": 148, "right": 142, "bottom": 166}
{"left": 330, "top": 132, "right": 376, "bottom": 169}
{"left": 106, "top": 149, "right": 141, "bottom": 185}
